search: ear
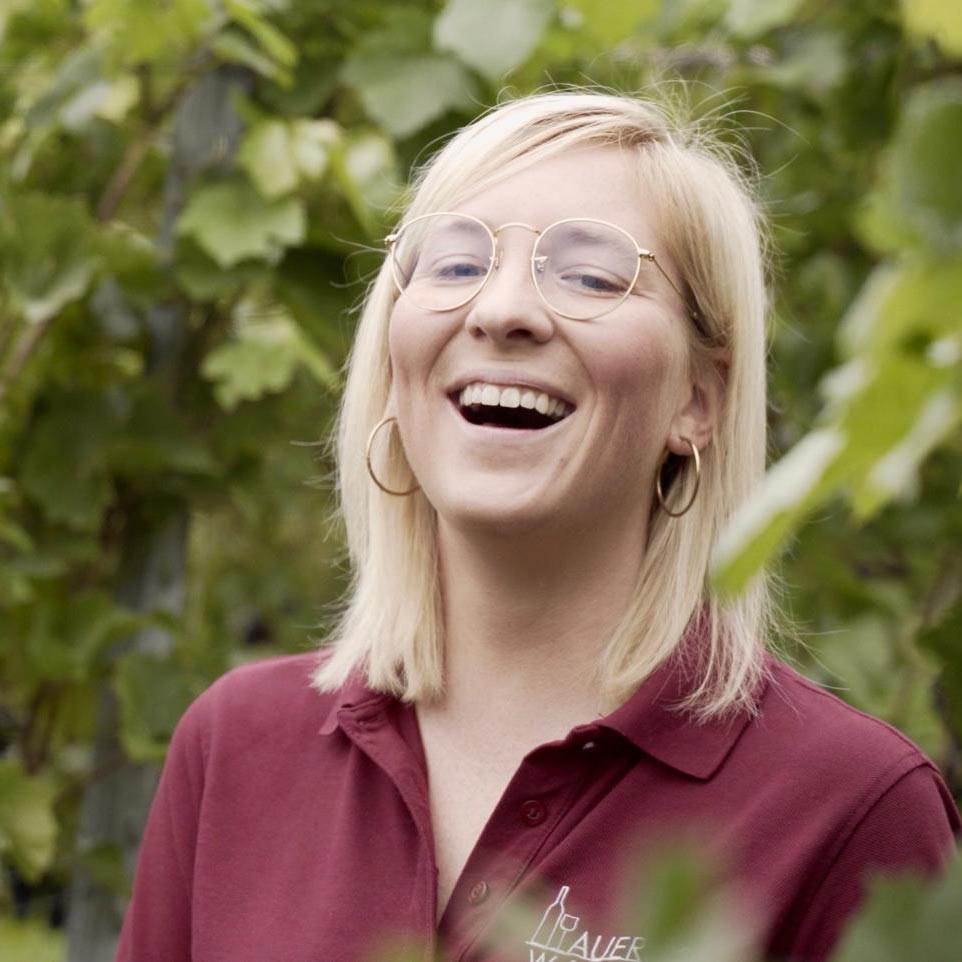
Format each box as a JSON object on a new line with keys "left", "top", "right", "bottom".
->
{"left": 666, "top": 349, "right": 728, "bottom": 456}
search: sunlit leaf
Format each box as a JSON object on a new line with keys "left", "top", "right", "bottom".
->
{"left": 831, "top": 858, "right": 962, "bottom": 962}
{"left": 563, "top": 0, "right": 658, "bottom": 45}
{"left": 224, "top": 0, "right": 298, "bottom": 69}
{"left": 342, "top": 52, "right": 475, "bottom": 138}
{"left": 210, "top": 29, "right": 291, "bottom": 83}
{"left": 434, "top": 0, "right": 555, "bottom": 82}
{"left": 327, "top": 130, "right": 401, "bottom": 240}
{"left": 238, "top": 117, "right": 339, "bottom": 197}
{"left": 238, "top": 118, "right": 299, "bottom": 197}
{"left": 724, "top": 0, "right": 805, "bottom": 38}
{"left": 0, "top": 759, "right": 58, "bottom": 882}
{"left": 84, "top": 0, "right": 211, "bottom": 66}
{"left": 838, "top": 259, "right": 962, "bottom": 359}
{"left": 201, "top": 305, "right": 335, "bottom": 410}
{"left": 176, "top": 178, "right": 306, "bottom": 267}
{"left": 858, "top": 387, "right": 961, "bottom": 514}
{"left": 59, "top": 75, "right": 139, "bottom": 130}
{"left": 901, "top": 0, "right": 962, "bottom": 57}
{"left": 711, "top": 429, "right": 845, "bottom": 597}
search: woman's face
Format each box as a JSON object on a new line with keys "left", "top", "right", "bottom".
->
{"left": 388, "top": 146, "right": 716, "bottom": 537}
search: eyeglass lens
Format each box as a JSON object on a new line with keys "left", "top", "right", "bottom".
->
{"left": 391, "top": 213, "right": 645, "bottom": 320}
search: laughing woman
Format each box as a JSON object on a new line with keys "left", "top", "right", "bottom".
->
{"left": 117, "top": 91, "right": 959, "bottom": 962}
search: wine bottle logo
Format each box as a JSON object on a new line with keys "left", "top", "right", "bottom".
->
{"left": 525, "top": 885, "right": 646, "bottom": 961}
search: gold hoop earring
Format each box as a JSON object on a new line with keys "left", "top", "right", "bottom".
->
{"left": 365, "top": 417, "right": 420, "bottom": 497}
{"left": 656, "top": 437, "right": 701, "bottom": 518}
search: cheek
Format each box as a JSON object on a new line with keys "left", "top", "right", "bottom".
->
{"left": 387, "top": 303, "right": 439, "bottom": 394}
{"left": 591, "top": 330, "right": 687, "bottom": 411}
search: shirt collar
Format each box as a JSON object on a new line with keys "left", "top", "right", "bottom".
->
{"left": 590, "top": 649, "right": 764, "bottom": 780}
{"left": 318, "top": 669, "right": 393, "bottom": 736}
{"left": 319, "top": 636, "right": 766, "bottom": 781}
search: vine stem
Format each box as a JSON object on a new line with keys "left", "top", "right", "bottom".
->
{"left": 0, "top": 315, "right": 55, "bottom": 403}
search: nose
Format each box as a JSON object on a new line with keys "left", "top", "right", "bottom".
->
{"left": 463, "top": 228, "right": 555, "bottom": 345}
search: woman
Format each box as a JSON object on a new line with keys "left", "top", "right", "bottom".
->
{"left": 117, "top": 91, "right": 959, "bottom": 962}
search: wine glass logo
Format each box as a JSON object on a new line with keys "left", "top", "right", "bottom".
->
{"left": 557, "top": 912, "right": 580, "bottom": 948}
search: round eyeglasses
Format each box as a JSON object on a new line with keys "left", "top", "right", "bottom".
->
{"left": 386, "top": 212, "right": 701, "bottom": 325}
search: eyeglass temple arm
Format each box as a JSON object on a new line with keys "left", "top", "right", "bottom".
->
{"left": 641, "top": 251, "right": 702, "bottom": 327}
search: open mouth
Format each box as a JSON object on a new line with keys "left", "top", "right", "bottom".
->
{"left": 453, "top": 383, "right": 574, "bottom": 430}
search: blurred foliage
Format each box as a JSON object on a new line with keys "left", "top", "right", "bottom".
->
{"left": 0, "top": 0, "right": 959, "bottom": 958}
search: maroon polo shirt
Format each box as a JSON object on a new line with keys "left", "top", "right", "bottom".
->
{"left": 117, "top": 651, "right": 959, "bottom": 962}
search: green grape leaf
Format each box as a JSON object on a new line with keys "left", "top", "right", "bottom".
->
{"left": 59, "top": 75, "right": 139, "bottom": 130}
{"left": 113, "top": 652, "right": 195, "bottom": 762}
{"left": 861, "top": 81, "right": 962, "bottom": 256}
{"left": 224, "top": 0, "right": 298, "bottom": 70}
{"left": 108, "top": 384, "right": 220, "bottom": 478}
{"left": 201, "top": 306, "right": 335, "bottom": 410}
{"left": 210, "top": 29, "right": 291, "bottom": 83}
{"left": 176, "top": 179, "right": 306, "bottom": 268}
{"left": 326, "top": 130, "right": 402, "bottom": 240}
{"left": 831, "top": 859, "right": 962, "bottom": 962}
{"left": 757, "top": 30, "right": 847, "bottom": 97}
{"left": 342, "top": 52, "right": 476, "bottom": 138}
{"left": 238, "top": 117, "right": 339, "bottom": 198}
{"left": 434, "top": 0, "right": 555, "bottom": 82}
{"left": 9, "top": 589, "right": 144, "bottom": 686}
{"left": 711, "top": 428, "right": 846, "bottom": 597}
{"left": 0, "top": 192, "right": 99, "bottom": 324}
{"left": 839, "top": 259, "right": 962, "bottom": 360}
{"left": 238, "top": 119, "right": 299, "bottom": 198}
{"left": 84, "top": 0, "right": 211, "bottom": 67}
{"left": 0, "top": 759, "right": 58, "bottom": 882}
{"left": 19, "top": 392, "right": 116, "bottom": 530}
{"left": 724, "top": 0, "right": 805, "bottom": 38}
{"left": 889, "top": 81, "right": 962, "bottom": 253}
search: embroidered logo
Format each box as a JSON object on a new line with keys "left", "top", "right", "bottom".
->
{"left": 526, "top": 885, "right": 645, "bottom": 962}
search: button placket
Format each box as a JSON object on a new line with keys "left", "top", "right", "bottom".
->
{"left": 443, "top": 739, "right": 607, "bottom": 960}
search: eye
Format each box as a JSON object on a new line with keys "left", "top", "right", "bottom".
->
{"left": 433, "top": 255, "right": 489, "bottom": 281}
{"left": 556, "top": 265, "right": 631, "bottom": 296}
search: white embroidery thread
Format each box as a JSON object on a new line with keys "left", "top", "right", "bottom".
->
{"left": 526, "top": 885, "right": 646, "bottom": 962}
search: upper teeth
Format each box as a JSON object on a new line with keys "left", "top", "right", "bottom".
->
{"left": 458, "top": 382, "right": 571, "bottom": 418}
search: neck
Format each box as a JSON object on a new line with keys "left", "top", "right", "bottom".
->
{"left": 430, "top": 511, "right": 649, "bottom": 741}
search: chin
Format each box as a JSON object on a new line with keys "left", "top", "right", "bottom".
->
{"left": 431, "top": 485, "right": 562, "bottom": 536}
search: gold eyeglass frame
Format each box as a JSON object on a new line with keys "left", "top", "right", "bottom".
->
{"left": 385, "top": 212, "right": 702, "bottom": 326}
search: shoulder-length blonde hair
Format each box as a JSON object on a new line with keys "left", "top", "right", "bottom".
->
{"left": 313, "top": 90, "right": 772, "bottom": 720}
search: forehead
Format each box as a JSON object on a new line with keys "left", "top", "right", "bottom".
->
{"left": 452, "top": 146, "right": 660, "bottom": 245}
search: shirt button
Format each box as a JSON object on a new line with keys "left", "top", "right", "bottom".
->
{"left": 468, "top": 880, "right": 489, "bottom": 905}
{"left": 520, "top": 799, "right": 547, "bottom": 826}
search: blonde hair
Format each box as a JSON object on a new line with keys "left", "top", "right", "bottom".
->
{"left": 314, "top": 90, "right": 772, "bottom": 719}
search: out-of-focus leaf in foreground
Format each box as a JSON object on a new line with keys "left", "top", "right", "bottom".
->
{"left": 830, "top": 857, "right": 962, "bottom": 962}
{"left": 712, "top": 79, "right": 962, "bottom": 597}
